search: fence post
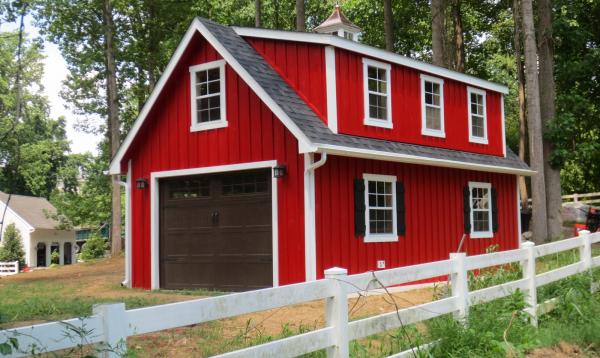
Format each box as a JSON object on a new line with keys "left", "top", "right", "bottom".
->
{"left": 449, "top": 252, "right": 469, "bottom": 320}
{"left": 573, "top": 193, "right": 579, "bottom": 203}
{"left": 578, "top": 230, "right": 594, "bottom": 293}
{"left": 324, "top": 267, "right": 349, "bottom": 358}
{"left": 93, "top": 303, "right": 128, "bottom": 358}
{"left": 521, "top": 241, "right": 538, "bottom": 327}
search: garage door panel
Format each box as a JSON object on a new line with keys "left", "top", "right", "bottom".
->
{"left": 160, "top": 169, "right": 273, "bottom": 291}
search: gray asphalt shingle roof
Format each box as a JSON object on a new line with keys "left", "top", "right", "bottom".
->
{"left": 199, "top": 18, "right": 531, "bottom": 174}
{"left": 0, "top": 191, "right": 59, "bottom": 230}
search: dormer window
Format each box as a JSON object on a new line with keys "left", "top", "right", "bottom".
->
{"left": 467, "top": 87, "right": 488, "bottom": 144}
{"left": 420, "top": 74, "right": 445, "bottom": 138}
{"left": 363, "top": 58, "right": 392, "bottom": 128}
{"left": 189, "top": 59, "right": 227, "bottom": 132}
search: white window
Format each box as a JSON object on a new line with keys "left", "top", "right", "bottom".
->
{"left": 469, "top": 182, "right": 493, "bottom": 238}
{"left": 420, "top": 74, "right": 445, "bottom": 137}
{"left": 468, "top": 87, "right": 488, "bottom": 144}
{"left": 363, "top": 58, "right": 392, "bottom": 128}
{"left": 363, "top": 174, "right": 397, "bottom": 242}
{"left": 189, "top": 59, "right": 227, "bottom": 131}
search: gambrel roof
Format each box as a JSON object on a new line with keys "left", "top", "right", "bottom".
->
{"left": 109, "top": 17, "right": 533, "bottom": 176}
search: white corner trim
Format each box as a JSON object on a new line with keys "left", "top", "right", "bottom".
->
{"left": 149, "top": 160, "right": 279, "bottom": 290}
{"left": 468, "top": 181, "right": 493, "bottom": 239}
{"left": 516, "top": 175, "right": 522, "bottom": 245}
{"left": 232, "top": 27, "right": 509, "bottom": 94}
{"left": 189, "top": 59, "right": 228, "bottom": 132}
{"left": 109, "top": 19, "right": 313, "bottom": 175}
{"left": 362, "top": 173, "right": 399, "bottom": 243}
{"left": 467, "top": 86, "right": 488, "bottom": 145}
{"left": 325, "top": 46, "right": 338, "bottom": 134}
{"left": 316, "top": 144, "right": 536, "bottom": 176}
{"left": 420, "top": 74, "right": 445, "bottom": 138}
{"left": 124, "top": 160, "right": 132, "bottom": 288}
{"left": 362, "top": 58, "right": 393, "bottom": 129}
{"left": 501, "top": 95, "right": 507, "bottom": 157}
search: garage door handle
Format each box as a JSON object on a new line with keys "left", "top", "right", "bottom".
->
{"left": 211, "top": 211, "right": 219, "bottom": 224}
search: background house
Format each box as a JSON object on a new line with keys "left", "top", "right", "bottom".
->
{"left": 0, "top": 192, "right": 76, "bottom": 267}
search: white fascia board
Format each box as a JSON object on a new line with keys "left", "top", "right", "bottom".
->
{"left": 109, "top": 19, "right": 314, "bottom": 174}
{"left": 315, "top": 144, "right": 535, "bottom": 176}
{"left": 233, "top": 27, "right": 509, "bottom": 95}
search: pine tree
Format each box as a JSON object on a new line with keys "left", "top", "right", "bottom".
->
{"left": 0, "top": 223, "right": 25, "bottom": 269}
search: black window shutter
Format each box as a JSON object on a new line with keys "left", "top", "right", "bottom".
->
{"left": 463, "top": 186, "right": 471, "bottom": 234}
{"left": 492, "top": 187, "right": 499, "bottom": 232}
{"left": 396, "top": 182, "right": 406, "bottom": 236}
{"left": 354, "top": 179, "right": 366, "bottom": 236}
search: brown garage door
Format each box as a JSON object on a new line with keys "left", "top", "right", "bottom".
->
{"left": 159, "top": 169, "right": 272, "bottom": 291}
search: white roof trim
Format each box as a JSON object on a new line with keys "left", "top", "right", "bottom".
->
{"left": 109, "top": 19, "right": 313, "bottom": 174}
{"left": 315, "top": 144, "right": 535, "bottom": 176}
{"left": 233, "top": 27, "right": 509, "bottom": 95}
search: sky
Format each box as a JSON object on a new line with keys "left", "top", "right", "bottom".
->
{"left": 1, "top": 16, "right": 100, "bottom": 155}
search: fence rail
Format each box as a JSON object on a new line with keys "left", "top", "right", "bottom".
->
{"left": 2, "top": 232, "right": 600, "bottom": 358}
{"left": 0, "top": 261, "right": 18, "bottom": 276}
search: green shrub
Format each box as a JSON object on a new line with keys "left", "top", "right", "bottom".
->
{"left": 79, "top": 234, "right": 107, "bottom": 260}
{"left": 0, "top": 223, "right": 26, "bottom": 268}
{"left": 50, "top": 249, "right": 60, "bottom": 265}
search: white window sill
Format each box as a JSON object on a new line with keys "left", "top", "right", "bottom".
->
{"left": 364, "top": 117, "right": 393, "bottom": 129}
{"left": 364, "top": 234, "right": 398, "bottom": 243}
{"left": 469, "top": 136, "right": 488, "bottom": 145}
{"left": 190, "top": 120, "right": 228, "bottom": 132}
{"left": 470, "top": 232, "right": 493, "bottom": 239}
{"left": 422, "top": 129, "right": 446, "bottom": 138}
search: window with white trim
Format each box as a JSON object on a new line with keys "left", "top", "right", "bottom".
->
{"left": 189, "top": 60, "right": 227, "bottom": 131}
{"left": 469, "top": 182, "right": 493, "bottom": 238}
{"left": 420, "top": 74, "right": 445, "bottom": 137}
{"left": 364, "top": 174, "right": 397, "bottom": 242}
{"left": 363, "top": 58, "right": 392, "bottom": 128}
{"left": 468, "top": 87, "right": 487, "bottom": 143}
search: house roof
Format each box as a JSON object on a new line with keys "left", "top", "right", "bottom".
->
{"left": 109, "top": 17, "right": 532, "bottom": 176}
{"left": 314, "top": 4, "right": 362, "bottom": 34}
{"left": 0, "top": 192, "right": 59, "bottom": 230}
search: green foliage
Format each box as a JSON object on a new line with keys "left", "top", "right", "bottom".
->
{"left": 79, "top": 234, "right": 107, "bottom": 261}
{"left": 0, "top": 223, "right": 25, "bottom": 268}
{"left": 50, "top": 248, "right": 59, "bottom": 265}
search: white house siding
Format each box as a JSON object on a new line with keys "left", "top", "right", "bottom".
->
{"left": 30, "top": 229, "right": 76, "bottom": 267}
{"left": 0, "top": 202, "right": 33, "bottom": 266}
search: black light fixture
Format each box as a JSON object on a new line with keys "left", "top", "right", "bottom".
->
{"left": 136, "top": 178, "right": 148, "bottom": 189}
{"left": 273, "top": 164, "right": 287, "bottom": 178}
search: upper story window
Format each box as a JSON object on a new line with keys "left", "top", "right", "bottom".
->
{"left": 362, "top": 58, "right": 392, "bottom": 128}
{"left": 189, "top": 59, "right": 227, "bottom": 132}
{"left": 468, "top": 182, "right": 493, "bottom": 238}
{"left": 363, "top": 174, "right": 397, "bottom": 242}
{"left": 467, "top": 87, "right": 488, "bottom": 144}
{"left": 420, "top": 74, "right": 445, "bottom": 138}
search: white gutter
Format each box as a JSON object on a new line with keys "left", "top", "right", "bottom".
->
{"left": 304, "top": 153, "right": 328, "bottom": 281}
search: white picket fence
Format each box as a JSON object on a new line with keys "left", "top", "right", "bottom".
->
{"left": 0, "top": 261, "right": 18, "bottom": 276}
{"left": 2, "top": 231, "right": 600, "bottom": 358}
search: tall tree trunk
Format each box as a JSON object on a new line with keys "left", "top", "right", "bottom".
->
{"left": 103, "top": 0, "right": 122, "bottom": 255}
{"left": 538, "top": 0, "right": 562, "bottom": 240}
{"left": 384, "top": 0, "right": 394, "bottom": 51}
{"left": 255, "top": 0, "right": 261, "bottom": 27}
{"left": 452, "top": 0, "right": 465, "bottom": 72}
{"left": 431, "top": 0, "right": 446, "bottom": 66}
{"left": 296, "top": 0, "right": 305, "bottom": 31}
{"left": 521, "top": 0, "right": 548, "bottom": 243}
{"left": 513, "top": 0, "right": 529, "bottom": 210}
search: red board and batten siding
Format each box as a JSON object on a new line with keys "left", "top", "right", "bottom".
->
{"left": 123, "top": 34, "right": 306, "bottom": 289}
{"left": 314, "top": 155, "right": 518, "bottom": 278}
{"left": 246, "top": 38, "right": 328, "bottom": 123}
{"left": 335, "top": 48, "right": 504, "bottom": 157}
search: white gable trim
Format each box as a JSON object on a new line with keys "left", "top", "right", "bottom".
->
{"left": 109, "top": 19, "right": 313, "bottom": 174}
{"left": 0, "top": 200, "right": 35, "bottom": 233}
{"left": 233, "top": 27, "right": 509, "bottom": 95}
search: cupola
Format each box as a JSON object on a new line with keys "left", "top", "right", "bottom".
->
{"left": 314, "top": 4, "right": 361, "bottom": 41}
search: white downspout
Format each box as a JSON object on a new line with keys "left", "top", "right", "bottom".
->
{"left": 118, "top": 161, "right": 132, "bottom": 287}
{"left": 304, "top": 152, "right": 327, "bottom": 281}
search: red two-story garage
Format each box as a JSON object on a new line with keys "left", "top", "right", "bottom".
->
{"left": 109, "top": 8, "right": 533, "bottom": 291}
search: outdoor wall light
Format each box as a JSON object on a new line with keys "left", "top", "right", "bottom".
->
{"left": 273, "top": 165, "right": 287, "bottom": 178}
{"left": 136, "top": 178, "right": 148, "bottom": 189}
